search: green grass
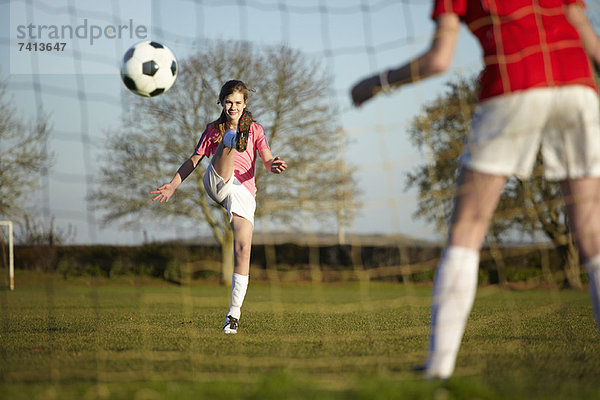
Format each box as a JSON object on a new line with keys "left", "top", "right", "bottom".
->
{"left": 0, "top": 271, "right": 599, "bottom": 399}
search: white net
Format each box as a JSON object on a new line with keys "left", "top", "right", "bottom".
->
{"left": 1, "top": 0, "right": 600, "bottom": 398}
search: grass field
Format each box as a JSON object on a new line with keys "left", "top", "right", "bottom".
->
{"left": 1, "top": 271, "right": 599, "bottom": 400}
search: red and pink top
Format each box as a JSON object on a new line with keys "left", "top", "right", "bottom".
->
{"left": 432, "top": 0, "right": 596, "bottom": 100}
{"left": 195, "top": 122, "right": 270, "bottom": 197}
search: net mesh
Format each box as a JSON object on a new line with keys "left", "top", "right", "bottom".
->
{"left": 1, "top": 0, "right": 600, "bottom": 396}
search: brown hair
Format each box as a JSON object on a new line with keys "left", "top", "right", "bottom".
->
{"left": 212, "top": 80, "right": 252, "bottom": 143}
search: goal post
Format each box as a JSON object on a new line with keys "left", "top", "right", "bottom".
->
{"left": 0, "top": 221, "right": 14, "bottom": 291}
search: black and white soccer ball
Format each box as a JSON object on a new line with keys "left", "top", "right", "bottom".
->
{"left": 120, "top": 41, "right": 178, "bottom": 97}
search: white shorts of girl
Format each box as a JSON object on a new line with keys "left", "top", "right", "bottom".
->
{"left": 203, "top": 163, "right": 256, "bottom": 225}
{"left": 462, "top": 85, "right": 600, "bottom": 180}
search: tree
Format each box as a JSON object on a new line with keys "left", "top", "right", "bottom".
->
{"left": 91, "top": 41, "right": 359, "bottom": 283}
{"left": 0, "top": 78, "right": 52, "bottom": 220}
{"left": 405, "top": 77, "right": 582, "bottom": 288}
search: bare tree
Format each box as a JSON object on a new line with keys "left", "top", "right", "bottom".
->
{"left": 0, "top": 78, "right": 52, "bottom": 220}
{"left": 91, "top": 41, "right": 360, "bottom": 282}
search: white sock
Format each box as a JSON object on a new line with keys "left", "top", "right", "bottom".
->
{"left": 425, "top": 246, "right": 479, "bottom": 379}
{"left": 585, "top": 254, "right": 600, "bottom": 333}
{"left": 222, "top": 129, "right": 236, "bottom": 148}
{"left": 227, "top": 273, "right": 249, "bottom": 320}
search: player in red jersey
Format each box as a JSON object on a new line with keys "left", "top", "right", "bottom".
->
{"left": 352, "top": 0, "right": 600, "bottom": 379}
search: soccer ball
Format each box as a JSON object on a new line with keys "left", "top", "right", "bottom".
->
{"left": 120, "top": 41, "right": 178, "bottom": 97}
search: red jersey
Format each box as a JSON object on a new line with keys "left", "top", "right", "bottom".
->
{"left": 432, "top": 0, "right": 596, "bottom": 100}
{"left": 195, "top": 122, "right": 271, "bottom": 197}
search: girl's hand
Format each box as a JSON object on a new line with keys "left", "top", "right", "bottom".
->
{"left": 151, "top": 183, "right": 176, "bottom": 202}
{"left": 270, "top": 157, "right": 287, "bottom": 174}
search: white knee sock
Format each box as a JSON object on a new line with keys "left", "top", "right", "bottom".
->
{"left": 585, "top": 254, "right": 600, "bottom": 333}
{"left": 227, "top": 273, "right": 249, "bottom": 320}
{"left": 222, "top": 129, "right": 236, "bottom": 148}
{"left": 425, "top": 246, "right": 479, "bottom": 379}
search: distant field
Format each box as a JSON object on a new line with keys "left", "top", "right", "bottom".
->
{"left": 0, "top": 271, "right": 599, "bottom": 399}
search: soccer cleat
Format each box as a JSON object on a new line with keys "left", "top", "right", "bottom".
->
{"left": 235, "top": 109, "right": 253, "bottom": 152}
{"left": 223, "top": 315, "right": 239, "bottom": 334}
{"left": 411, "top": 365, "right": 448, "bottom": 382}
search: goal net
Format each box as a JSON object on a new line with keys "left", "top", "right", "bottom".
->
{"left": 2, "top": 0, "right": 599, "bottom": 397}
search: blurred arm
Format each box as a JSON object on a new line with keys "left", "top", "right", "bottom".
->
{"left": 566, "top": 3, "right": 600, "bottom": 68}
{"left": 387, "top": 13, "right": 460, "bottom": 85}
{"left": 351, "top": 13, "right": 460, "bottom": 106}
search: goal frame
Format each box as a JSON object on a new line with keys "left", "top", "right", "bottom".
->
{"left": 0, "top": 221, "right": 14, "bottom": 291}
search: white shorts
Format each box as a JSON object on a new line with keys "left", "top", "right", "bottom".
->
{"left": 203, "top": 163, "right": 256, "bottom": 225}
{"left": 462, "top": 85, "right": 600, "bottom": 180}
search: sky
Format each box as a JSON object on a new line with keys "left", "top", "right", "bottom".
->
{"left": 0, "top": 0, "right": 489, "bottom": 244}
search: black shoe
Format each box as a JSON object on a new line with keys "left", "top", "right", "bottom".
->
{"left": 235, "top": 110, "right": 253, "bottom": 152}
{"left": 412, "top": 364, "right": 448, "bottom": 381}
{"left": 223, "top": 315, "right": 239, "bottom": 334}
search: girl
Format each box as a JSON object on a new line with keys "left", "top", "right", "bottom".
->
{"left": 151, "top": 80, "right": 287, "bottom": 334}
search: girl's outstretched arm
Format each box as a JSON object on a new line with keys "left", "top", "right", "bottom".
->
{"left": 151, "top": 154, "right": 204, "bottom": 202}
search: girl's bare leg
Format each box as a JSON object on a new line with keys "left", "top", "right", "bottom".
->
{"left": 448, "top": 168, "right": 507, "bottom": 250}
{"left": 224, "top": 214, "right": 254, "bottom": 333}
{"left": 231, "top": 214, "right": 253, "bottom": 276}
{"left": 561, "top": 177, "right": 600, "bottom": 333}
{"left": 211, "top": 140, "right": 236, "bottom": 182}
{"left": 426, "top": 168, "right": 506, "bottom": 378}
{"left": 560, "top": 177, "right": 600, "bottom": 260}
